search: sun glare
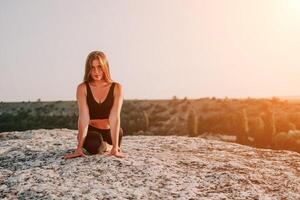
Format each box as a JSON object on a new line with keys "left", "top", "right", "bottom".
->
{"left": 288, "top": 0, "right": 300, "bottom": 16}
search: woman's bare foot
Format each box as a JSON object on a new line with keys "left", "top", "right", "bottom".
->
{"left": 104, "top": 144, "right": 121, "bottom": 151}
{"left": 107, "top": 147, "right": 126, "bottom": 158}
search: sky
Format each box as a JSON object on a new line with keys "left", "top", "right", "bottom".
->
{"left": 0, "top": 0, "right": 300, "bottom": 102}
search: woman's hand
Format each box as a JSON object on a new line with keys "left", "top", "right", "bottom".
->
{"left": 105, "top": 147, "right": 127, "bottom": 158}
{"left": 63, "top": 148, "right": 87, "bottom": 159}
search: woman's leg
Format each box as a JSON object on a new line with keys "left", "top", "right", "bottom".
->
{"left": 83, "top": 126, "right": 108, "bottom": 155}
{"left": 101, "top": 127, "right": 123, "bottom": 148}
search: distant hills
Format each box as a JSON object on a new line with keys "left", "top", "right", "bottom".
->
{"left": 1, "top": 97, "right": 300, "bottom": 153}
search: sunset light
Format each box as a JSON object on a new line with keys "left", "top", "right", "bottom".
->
{"left": 1, "top": 1, "right": 300, "bottom": 199}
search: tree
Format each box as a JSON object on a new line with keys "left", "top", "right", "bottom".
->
{"left": 187, "top": 110, "right": 198, "bottom": 137}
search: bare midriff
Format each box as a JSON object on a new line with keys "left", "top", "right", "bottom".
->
{"left": 89, "top": 119, "right": 110, "bottom": 129}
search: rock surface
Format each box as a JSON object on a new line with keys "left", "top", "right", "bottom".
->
{"left": 0, "top": 129, "right": 300, "bottom": 199}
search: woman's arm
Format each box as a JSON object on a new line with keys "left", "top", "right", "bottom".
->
{"left": 109, "top": 82, "right": 123, "bottom": 149}
{"left": 76, "top": 83, "right": 90, "bottom": 149}
{"left": 64, "top": 83, "right": 89, "bottom": 159}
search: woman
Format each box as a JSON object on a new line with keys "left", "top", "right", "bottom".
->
{"left": 64, "top": 51, "right": 126, "bottom": 159}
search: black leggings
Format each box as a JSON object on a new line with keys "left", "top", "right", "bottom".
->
{"left": 83, "top": 125, "right": 123, "bottom": 155}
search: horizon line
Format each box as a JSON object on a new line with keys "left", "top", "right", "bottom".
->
{"left": 1, "top": 95, "right": 300, "bottom": 103}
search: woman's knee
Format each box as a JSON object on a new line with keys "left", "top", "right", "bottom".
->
{"left": 83, "top": 131, "right": 105, "bottom": 154}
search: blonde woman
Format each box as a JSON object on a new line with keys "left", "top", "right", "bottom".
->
{"left": 64, "top": 51, "right": 126, "bottom": 159}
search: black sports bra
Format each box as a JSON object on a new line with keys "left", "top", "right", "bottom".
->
{"left": 85, "top": 81, "right": 115, "bottom": 119}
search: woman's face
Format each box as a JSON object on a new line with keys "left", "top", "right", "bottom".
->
{"left": 90, "top": 59, "right": 103, "bottom": 81}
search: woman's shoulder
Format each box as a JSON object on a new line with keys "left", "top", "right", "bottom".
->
{"left": 77, "top": 82, "right": 89, "bottom": 94}
{"left": 112, "top": 81, "right": 123, "bottom": 96}
{"left": 112, "top": 81, "right": 122, "bottom": 90}
{"left": 77, "top": 81, "right": 88, "bottom": 88}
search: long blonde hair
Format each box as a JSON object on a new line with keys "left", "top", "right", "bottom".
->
{"left": 83, "top": 51, "right": 113, "bottom": 83}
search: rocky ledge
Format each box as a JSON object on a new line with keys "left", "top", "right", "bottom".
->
{"left": 0, "top": 129, "right": 300, "bottom": 199}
